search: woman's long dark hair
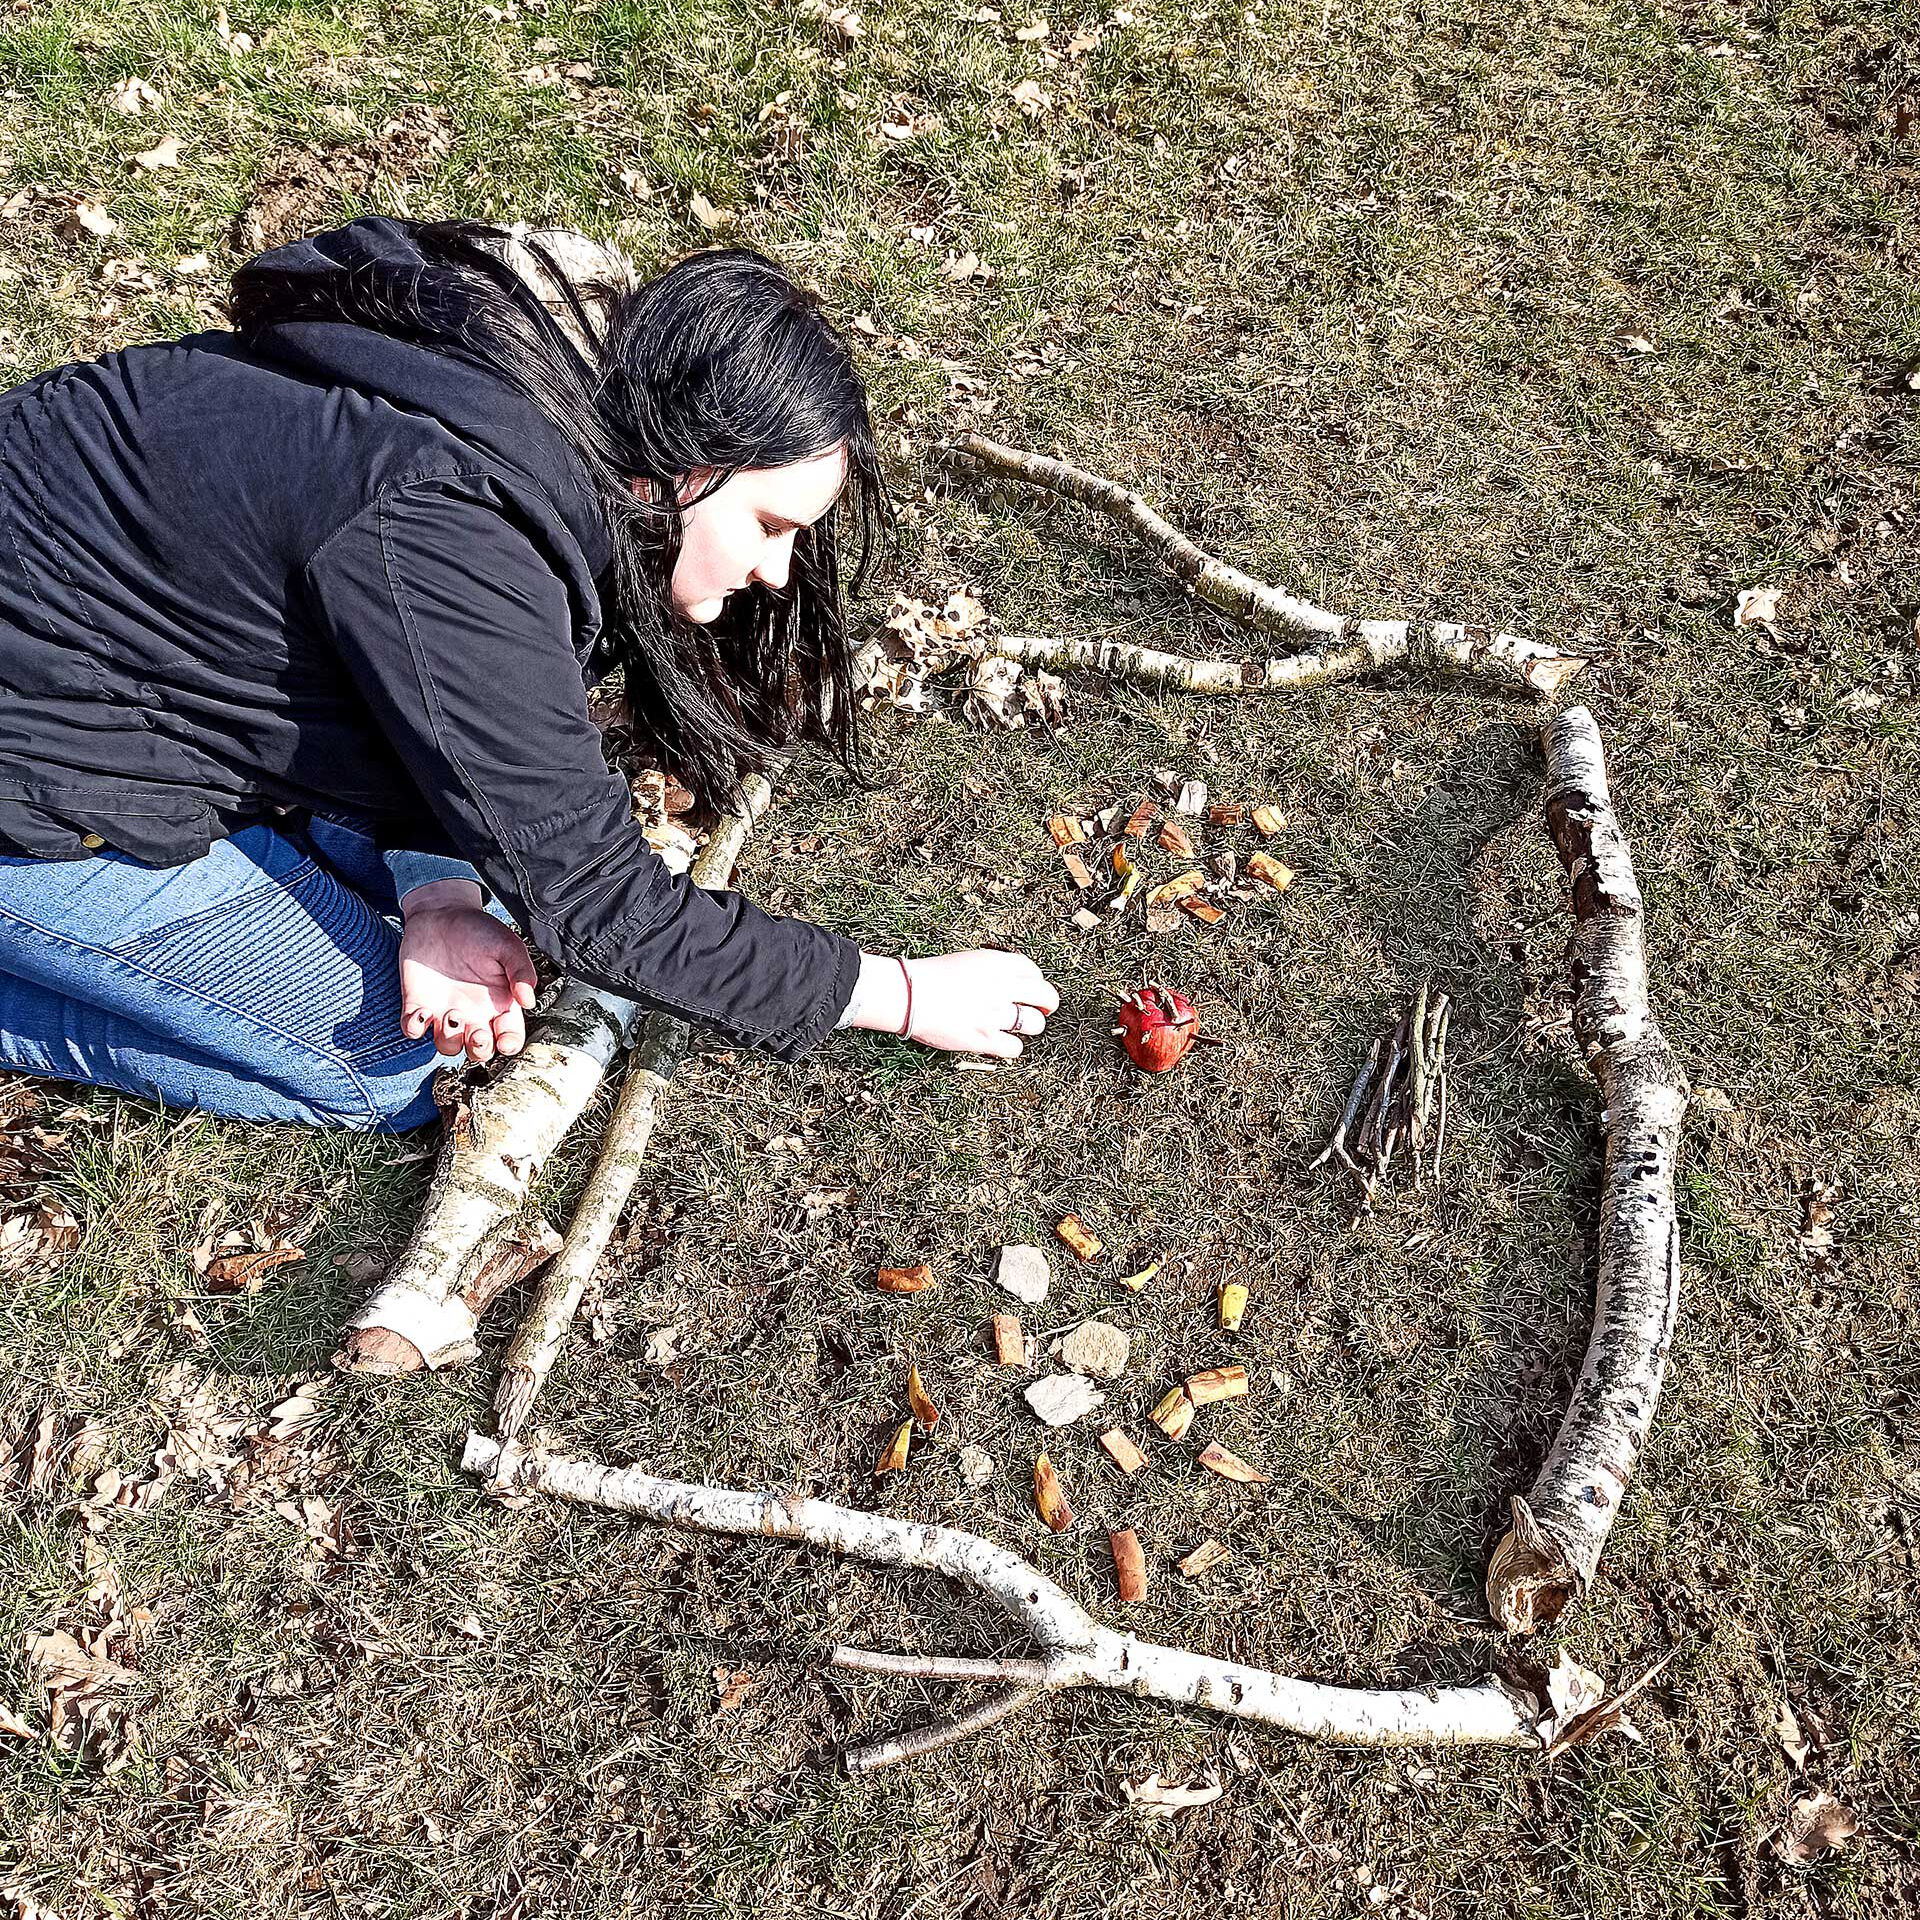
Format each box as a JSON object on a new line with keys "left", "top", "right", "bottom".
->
{"left": 229, "top": 219, "right": 890, "bottom": 815}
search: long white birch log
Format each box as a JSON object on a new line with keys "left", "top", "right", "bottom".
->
{"left": 1485, "top": 707, "right": 1691, "bottom": 1632}
{"left": 462, "top": 1432, "right": 1546, "bottom": 1761}
{"left": 951, "top": 433, "right": 1587, "bottom": 699}
{"left": 492, "top": 777, "right": 774, "bottom": 1437}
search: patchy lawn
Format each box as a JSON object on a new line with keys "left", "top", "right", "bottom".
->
{"left": 2, "top": 0, "right": 1917, "bottom": 1914}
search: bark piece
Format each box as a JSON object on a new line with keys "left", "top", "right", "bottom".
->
{"left": 1099, "top": 1427, "right": 1148, "bottom": 1474}
{"left": 1056, "top": 1320, "right": 1130, "bottom": 1379}
{"left": 1179, "top": 1539, "right": 1232, "bottom": 1579}
{"left": 877, "top": 1263, "right": 935, "bottom": 1294}
{"left": 906, "top": 1366, "right": 940, "bottom": 1432}
{"left": 1218, "top": 1283, "right": 1248, "bottom": 1331}
{"left": 1061, "top": 851, "right": 1094, "bottom": 890}
{"left": 1110, "top": 1528, "right": 1147, "bottom": 1602}
{"left": 1486, "top": 708, "right": 1690, "bottom": 1634}
{"left": 1034, "top": 1452, "right": 1073, "bottom": 1531}
{"left": 1251, "top": 805, "right": 1286, "bottom": 837}
{"left": 876, "top": 1420, "right": 912, "bottom": 1475}
{"left": 465, "top": 1434, "right": 1546, "bottom": 1757}
{"left": 1048, "top": 814, "right": 1088, "bottom": 846}
{"left": 1158, "top": 821, "right": 1195, "bottom": 857}
{"left": 1247, "top": 852, "right": 1296, "bottom": 894}
{"left": 1176, "top": 779, "right": 1209, "bottom": 815}
{"left": 1024, "top": 1374, "right": 1105, "bottom": 1428}
{"left": 1207, "top": 803, "right": 1244, "bottom": 827}
{"left": 1122, "top": 801, "right": 1157, "bottom": 838}
{"left": 1072, "top": 907, "right": 1103, "bottom": 932}
{"left": 1186, "top": 1366, "right": 1249, "bottom": 1406}
{"left": 1055, "top": 1216, "right": 1102, "bottom": 1261}
{"left": 992, "top": 1244, "right": 1051, "bottom": 1304}
{"left": 1150, "top": 1388, "right": 1195, "bottom": 1440}
{"left": 1196, "top": 1441, "right": 1269, "bottom": 1484}
{"left": 1182, "top": 898, "right": 1227, "bottom": 925}
{"left": 992, "top": 1313, "right": 1026, "bottom": 1367}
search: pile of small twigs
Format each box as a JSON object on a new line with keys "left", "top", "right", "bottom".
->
{"left": 1309, "top": 986, "right": 1452, "bottom": 1221}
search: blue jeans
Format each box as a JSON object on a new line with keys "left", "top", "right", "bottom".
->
{"left": 0, "top": 814, "right": 481, "bottom": 1131}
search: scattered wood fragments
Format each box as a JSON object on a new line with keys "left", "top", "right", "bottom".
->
{"left": 1048, "top": 814, "right": 1087, "bottom": 846}
{"left": 877, "top": 1262, "right": 935, "bottom": 1294}
{"left": 1251, "top": 804, "right": 1286, "bottom": 837}
{"left": 992, "top": 1313, "right": 1026, "bottom": 1367}
{"left": 1485, "top": 707, "right": 1690, "bottom": 1635}
{"left": 1308, "top": 984, "right": 1451, "bottom": 1220}
{"left": 1099, "top": 1427, "right": 1148, "bottom": 1474}
{"left": 1110, "top": 1528, "right": 1147, "bottom": 1602}
{"left": 1246, "top": 851, "right": 1295, "bottom": 894}
{"left": 1034, "top": 1453, "right": 1073, "bottom": 1530}
{"left": 1150, "top": 1387, "right": 1195, "bottom": 1440}
{"left": 1185, "top": 1366, "right": 1248, "bottom": 1406}
{"left": 1060, "top": 850, "right": 1094, "bottom": 890}
{"left": 1207, "top": 802, "right": 1243, "bottom": 827}
{"left": 1179, "top": 1539, "right": 1232, "bottom": 1579}
{"left": 1122, "top": 800, "right": 1157, "bottom": 838}
{"left": 1055, "top": 1215, "right": 1102, "bottom": 1261}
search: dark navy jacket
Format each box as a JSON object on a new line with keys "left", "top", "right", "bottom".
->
{"left": 0, "top": 220, "right": 858, "bottom": 1060}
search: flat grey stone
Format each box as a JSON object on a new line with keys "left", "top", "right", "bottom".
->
{"left": 992, "top": 1243, "right": 1051, "bottom": 1305}
{"left": 1024, "top": 1373, "right": 1105, "bottom": 1428}
{"left": 1055, "top": 1320, "right": 1131, "bottom": 1380}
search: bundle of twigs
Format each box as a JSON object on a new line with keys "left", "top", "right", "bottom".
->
{"left": 1308, "top": 984, "right": 1451, "bottom": 1218}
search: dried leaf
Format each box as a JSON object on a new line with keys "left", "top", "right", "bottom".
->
{"left": 1012, "top": 77, "right": 1052, "bottom": 117}
{"left": 131, "top": 135, "right": 182, "bottom": 170}
{"left": 713, "top": 1666, "right": 756, "bottom": 1711}
{"left": 1196, "top": 1440, "right": 1269, "bottom": 1484}
{"left": 644, "top": 1324, "right": 683, "bottom": 1367}
{"left": 1054, "top": 1215, "right": 1101, "bottom": 1261}
{"left": 0, "top": 1702, "right": 33, "bottom": 1738}
{"left": 1734, "top": 584, "right": 1782, "bottom": 627}
{"left": 202, "top": 1244, "right": 304, "bottom": 1292}
{"left": 876, "top": 1262, "right": 934, "bottom": 1293}
{"left": 112, "top": 76, "right": 162, "bottom": 115}
{"left": 905, "top": 1365, "right": 940, "bottom": 1432}
{"left": 875, "top": 1419, "right": 912, "bottom": 1474}
{"left": 1122, "top": 1773, "right": 1223, "bottom": 1817}
{"left": 688, "top": 192, "right": 735, "bottom": 232}
{"left": 1109, "top": 1527, "right": 1146, "bottom": 1602}
{"left": 1774, "top": 1697, "right": 1810, "bottom": 1771}
{"left": 1776, "top": 1790, "right": 1859, "bottom": 1864}
{"left": 1033, "top": 1451, "right": 1073, "bottom": 1530}
{"left": 1186, "top": 1365, "right": 1249, "bottom": 1406}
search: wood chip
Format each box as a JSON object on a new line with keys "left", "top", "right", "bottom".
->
{"left": 1147, "top": 867, "right": 1206, "bottom": 905}
{"left": 1251, "top": 804, "right": 1287, "bottom": 837}
{"left": 1206, "top": 803, "right": 1243, "bottom": 827}
{"left": 1149, "top": 1387, "right": 1195, "bottom": 1440}
{"left": 1179, "top": 1539, "right": 1232, "bottom": 1578}
{"left": 1099, "top": 1427, "right": 1148, "bottom": 1474}
{"left": 1158, "top": 820, "right": 1195, "bottom": 857}
{"left": 1176, "top": 779, "right": 1208, "bottom": 815}
{"left": 905, "top": 1365, "right": 940, "bottom": 1431}
{"left": 1217, "top": 1282, "right": 1249, "bottom": 1331}
{"left": 1110, "top": 1527, "right": 1147, "bottom": 1602}
{"left": 992, "top": 1312, "right": 1026, "bottom": 1366}
{"left": 1247, "top": 851, "right": 1295, "bottom": 894}
{"left": 1034, "top": 1452, "right": 1073, "bottom": 1530}
{"left": 1060, "top": 850, "right": 1094, "bottom": 889}
{"left": 1122, "top": 801, "right": 1157, "bottom": 838}
{"left": 876, "top": 1262, "right": 934, "bottom": 1293}
{"left": 1055, "top": 1215, "right": 1102, "bottom": 1261}
{"left": 876, "top": 1419, "right": 912, "bottom": 1474}
{"left": 1196, "top": 1440, "right": 1270, "bottom": 1484}
{"left": 1180, "top": 897, "right": 1227, "bottom": 925}
{"left": 1047, "top": 814, "right": 1087, "bottom": 847}
{"left": 1114, "top": 1259, "right": 1160, "bottom": 1291}
{"left": 1186, "top": 1365, "right": 1249, "bottom": 1406}
{"left": 1071, "top": 907, "right": 1103, "bottom": 931}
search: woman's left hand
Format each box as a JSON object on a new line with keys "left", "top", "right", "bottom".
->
{"left": 397, "top": 884, "right": 539, "bottom": 1065}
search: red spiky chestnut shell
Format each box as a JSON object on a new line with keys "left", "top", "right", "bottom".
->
{"left": 1113, "top": 984, "right": 1199, "bottom": 1073}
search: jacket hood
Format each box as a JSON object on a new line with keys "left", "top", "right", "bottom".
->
{"left": 235, "top": 216, "right": 619, "bottom": 578}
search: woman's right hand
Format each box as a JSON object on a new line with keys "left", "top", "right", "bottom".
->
{"left": 846, "top": 948, "right": 1060, "bottom": 1059}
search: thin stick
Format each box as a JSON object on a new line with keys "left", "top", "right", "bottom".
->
{"left": 950, "top": 434, "right": 1587, "bottom": 699}
{"left": 1308, "top": 1038, "right": 1380, "bottom": 1170}
{"left": 1485, "top": 709, "right": 1690, "bottom": 1634}
{"left": 1408, "top": 981, "right": 1430, "bottom": 1188}
{"left": 494, "top": 777, "right": 775, "bottom": 1438}
{"left": 831, "top": 1649, "right": 1053, "bottom": 1686}
{"left": 843, "top": 1686, "right": 1043, "bottom": 1774}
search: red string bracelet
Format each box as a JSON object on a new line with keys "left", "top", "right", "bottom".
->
{"left": 895, "top": 956, "right": 913, "bottom": 1038}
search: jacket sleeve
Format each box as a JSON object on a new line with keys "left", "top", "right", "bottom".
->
{"left": 303, "top": 474, "right": 860, "bottom": 1060}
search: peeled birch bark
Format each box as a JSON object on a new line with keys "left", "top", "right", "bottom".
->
{"left": 951, "top": 433, "right": 1588, "bottom": 699}
{"left": 1485, "top": 707, "right": 1691, "bottom": 1632}
{"left": 492, "top": 776, "right": 774, "bottom": 1437}
{"left": 462, "top": 1432, "right": 1547, "bottom": 1763}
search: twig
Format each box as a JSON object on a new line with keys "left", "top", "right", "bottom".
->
{"left": 1308, "top": 1038, "right": 1380, "bottom": 1170}
{"left": 1408, "top": 981, "right": 1430, "bottom": 1187}
{"left": 1485, "top": 708, "right": 1690, "bottom": 1634}
{"left": 950, "top": 434, "right": 1588, "bottom": 699}
{"left": 842, "top": 1685, "right": 1044, "bottom": 1774}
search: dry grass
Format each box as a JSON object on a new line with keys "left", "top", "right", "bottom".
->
{"left": 2, "top": 0, "right": 1917, "bottom": 1914}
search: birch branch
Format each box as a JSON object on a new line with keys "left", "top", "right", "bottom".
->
{"left": 462, "top": 1432, "right": 1547, "bottom": 1764}
{"left": 950, "top": 433, "right": 1587, "bottom": 699}
{"left": 493, "top": 777, "right": 775, "bottom": 1438}
{"left": 1485, "top": 707, "right": 1690, "bottom": 1633}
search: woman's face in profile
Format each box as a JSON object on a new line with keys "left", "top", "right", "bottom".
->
{"left": 635, "top": 445, "right": 848, "bottom": 624}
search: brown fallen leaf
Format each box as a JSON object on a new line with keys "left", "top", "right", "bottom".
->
{"left": 0, "top": 1702, "right": 34, "bottom": 1738}
{"left": 1098, "top": 1427, "right": 1147, "bottom": 1474}
{"left": 112, "top": 76, "right": 162, "bottom": 116}
{"left": 1178, "top": 1538, "right": 1231, "bottom": 1578}
{"left": 688, "top": 192, "right": 735, "bottom": 232}
{"left": 876, "top": 1262, "right": 934, "bottom": 1293}
{"left": 1055, "top": 1216, "right": 1101, "bottom": 1261}
{"left": 1033, "top": 1452, "right": 1073, "bottom": 1530}
{"left": 202, "top": 1244, "right": 304, "bottom": 1293}
{"left": 1185, "top": 1365, "right": 1248, "bottom": 1406}
{"left": 875, "top": 1419, "right": 912, "bottom": 1474}
{"left": 131, "top": 135, "right": 182, "bottom": 170}
{"left": 905, "top": 1365, "right": 940, "bottom": 1432}
{"left": 1196, "top": 1440, "right": 1269, "bottom": 1484}
{"left": 713, "top": 1665, "right": 756, "bottom": 1712}
{"left": 1109, "top": 1528, "right": 1146, "bottom": 1602}
{"left": 1776, "top": 1789, "right": 1859, "bottom": 1864}
{"left": 1122, "top": 1772, "right": 1223, "bottom": 1817}
{"left": 1149, "top": 1387, "right": 1194, "bottom": 1440}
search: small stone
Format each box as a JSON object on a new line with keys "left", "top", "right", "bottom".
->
{"left": 1055, "top": 1319, "right": 1131, "bottom": 1379}
{"left": 992, "top": 1243, "right": 1050, "bottom": 1304}
{"left": 1176, "top": 778, "right": 1209, "bottom": 815}
{"left": 1024, "top": 1373, "right": 1105, "bottom": 1427}
{"left": 958, "top": 1443, "right": 994, "bottom": 1487}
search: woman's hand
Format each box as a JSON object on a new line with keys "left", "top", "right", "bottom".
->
{"left": 397, "top": 880, "right": 539, "bottom": 1066}
{"left": 844, "top": 948, "right": 1060, "bottom": 1059}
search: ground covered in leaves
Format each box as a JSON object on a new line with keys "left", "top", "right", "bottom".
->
{"left": 1, "top": 0, "right": 1917, "bottom": 1914}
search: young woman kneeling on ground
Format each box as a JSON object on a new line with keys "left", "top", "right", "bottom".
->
{"left": 0, "top": 217, "right": 1056, "bottom": 1129}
